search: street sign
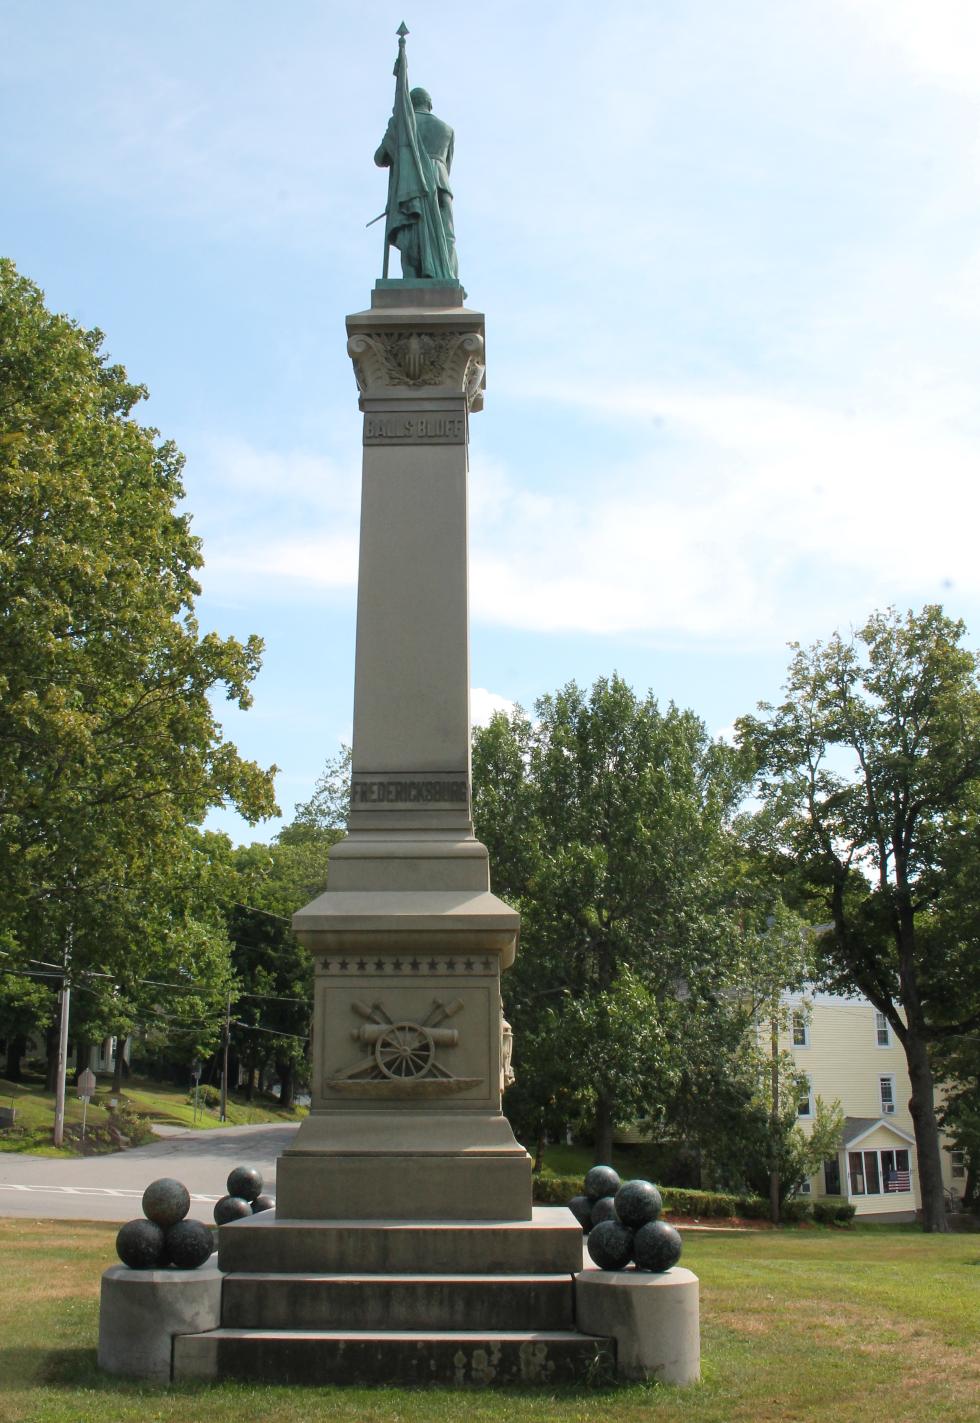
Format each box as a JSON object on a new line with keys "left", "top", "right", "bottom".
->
{"left": 77, "top": 1068, "right": 97, "bottom": 1100}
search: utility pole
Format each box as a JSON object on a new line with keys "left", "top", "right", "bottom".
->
{"left": 52, "top": 977, "right": 71, "bottom": 1148}
{"left": 219, "top": 990, "right": 231, "bottom": 1122}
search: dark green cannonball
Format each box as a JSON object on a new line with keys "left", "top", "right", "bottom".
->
{"left": 141, "top": 1177, "right": 190, "bottom": 1228}
{"left": 633, "top": 1219, "right": 682, "bottom": 1272}
{"left": 226, "top": 1165, "right": 263, "bottom": 1202}
{"left": 165, "top": 1218, "right": 214, "bottom": 1269}
{"left": 251, "top": 1193, "right": 276, "bottom": 1214}
{"left": 614, "top": 1178, "right": 663, "bottom": 1228}
{"left": 586, "top": 1219, "right": 634, "bottom": 1270}
{"left": 116, "top": 1217, "right": 167, "bottom": 1269}
{"left": 214, "top": 1194, "right": 252, "bottom": 1225}
{"left": 584, "top": 1164, "right": 621, "bottom": 1201}
{"left": 567, "top": 1194, "right": 593, "bottom": 1233}
{"left": 589, "top": 1194, "right": 619, "bottom": 1226}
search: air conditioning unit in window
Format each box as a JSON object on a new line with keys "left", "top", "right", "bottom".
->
{"left": 883, "top": 1101, "right": 895, "bottom": 1113}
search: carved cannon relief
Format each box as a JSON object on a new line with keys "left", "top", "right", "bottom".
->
{"left": 326, "top": 997, "right": 481, "bottom": 1097}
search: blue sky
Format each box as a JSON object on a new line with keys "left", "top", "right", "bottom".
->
{"left": 3, "top": 2, "right": 979, "bottom": 842}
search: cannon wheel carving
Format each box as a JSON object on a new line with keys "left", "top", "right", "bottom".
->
{"left": 373, "top": 1023, "right": 436, "bottom": 1079}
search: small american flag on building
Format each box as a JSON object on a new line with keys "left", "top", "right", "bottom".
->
{"left": 887, "top": 1170, "right": 911, "bottom": 1192}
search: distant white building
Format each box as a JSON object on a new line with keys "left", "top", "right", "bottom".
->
{"left": 2, "top": 1033, "right": 130, "bottom": 1078}
{"left": 777, "top": 991, "right": 965, "bottom": 1222}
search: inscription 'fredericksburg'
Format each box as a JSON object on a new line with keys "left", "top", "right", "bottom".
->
{"left": 352, "top": 778, "right": 469, "bottom": 806}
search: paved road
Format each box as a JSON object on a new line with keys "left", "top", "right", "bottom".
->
{"left": 0, "top": 1122, "right": 300, "bottom": 1222}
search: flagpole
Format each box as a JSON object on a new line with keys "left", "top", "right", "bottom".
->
{"left": 383, "top": 22, "right": 411, "bottom": 279}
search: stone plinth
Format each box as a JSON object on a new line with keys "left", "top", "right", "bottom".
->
{"left": 98, "top": 1258, "right": 222, "bottom": 1382}
{"left": 174, "top": 1327, "right": 613, "bottom": 1386}
{"left": 574, "top": 1265, "right": 701, "bottom": 1384}
{"left": 216, "top": 1207, "right": 583, "bottom": 1275}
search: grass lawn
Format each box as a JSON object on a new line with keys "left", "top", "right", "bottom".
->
{"left": 536, "top": 1143, "right": 649, "bottom": 1180}
{"left": 0, "top": 1219, "right": 977, "bottom": 1423}
{"left": 0, "top": 1075, "right": 306, "bottom": 1157}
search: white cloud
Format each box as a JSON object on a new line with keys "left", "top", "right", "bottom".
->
{"left": 470, "top": 688, "right": 516, "bottom": 728}
{"left": 841, "top": 0, "right": 980, "bottom": 91}
{"left": 469, "top": 384, "right": 979, "bottom": 647}
{"left": 193, "top": 385, "right": 978, "bottom": 650}
{"left": 188, "top": 437, "right": 360, "bottom": 602}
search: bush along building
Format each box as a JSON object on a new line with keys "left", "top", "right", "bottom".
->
{"left": 781, "top": 992, "right": 966, "bottom": 1223}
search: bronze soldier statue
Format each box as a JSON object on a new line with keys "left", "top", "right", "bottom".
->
{"left": 374, "top": 27, "right": 459, "bottom": 282}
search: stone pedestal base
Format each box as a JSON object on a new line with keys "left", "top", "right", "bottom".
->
{"left": 98, "top": 1258, "right": 222, "bottom": 1382}
{"left": 574, "top": 1265, "right": 700, "bottom": 1384}
{"left": 276, "top": 1111, "right": 531, "bottom": 1220}
{"left": 172, "top": 1208, "right": 613, "bottom": 1386}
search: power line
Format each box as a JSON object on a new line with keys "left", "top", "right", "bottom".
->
{"left": 234, "top": 1021, "right": 309, "bottom": 1042}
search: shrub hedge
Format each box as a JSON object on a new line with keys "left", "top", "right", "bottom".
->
{"left": 530, "top": 1172, "right": 814, "bottom": 1220}
{"left": 186, "top": 1084, "right": 221, "bottom": 1108}
{"left": 811, "top": 1196, "right": 856, "bottom": 1225}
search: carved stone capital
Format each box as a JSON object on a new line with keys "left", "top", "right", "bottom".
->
{"left": 348, "top": 329, "right": 485, "bottom": 411}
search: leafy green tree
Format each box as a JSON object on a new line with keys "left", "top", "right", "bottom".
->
{"left": 0, "top": 969, "right": 52, "bottom": 1080}
{"left": 0, "top": 260, "right": 277, "bottom": 1079}
{"left": 218, "top": 748, "right": 347, "bottom": 1106}
{"left": 225, "top": 831, "right": 337, "bottom": 1108}
{"left": 735, "top": 1078, "right": 844, "bottom": 1207}
{"left": 283, "top": 746, "right": 352, "bottom": 842}
{"left": 737, "top": 605, "right": 980, "bottom": 1231}
{"left": 932, "top": 1036, "right": 980, "bottom": 1212}
{"left": 473, "top": 675, "right": 748, "bottom": 1163}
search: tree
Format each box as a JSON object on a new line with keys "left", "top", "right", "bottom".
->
{"left": 737, "top": 605, "right": 980, "bottom": 1231}
{"left": 225, "top": 833, "right": 333, "bottom": 1108}
{"left": 0, "top": 260, "right": 277, "bottom": 1084}
{"left": 0, "top": 967, "right": 52, "bottom": 1080}
{"left": 472, "top": 675, "right": 748, "bottom": 1163}
{"left": 933, "top": 1035, "right": 980, "bottom": 1212}
{"left": 222, "top": 748, "right": 348, "bottom": 1106}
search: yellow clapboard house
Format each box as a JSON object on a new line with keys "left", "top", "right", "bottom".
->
{"left": 779, "top": 992, "right": 966, "bottom": 1221}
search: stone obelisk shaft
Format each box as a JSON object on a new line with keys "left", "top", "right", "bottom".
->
{"left": 283, "top": 285, "right": 529, "bottom": 1221}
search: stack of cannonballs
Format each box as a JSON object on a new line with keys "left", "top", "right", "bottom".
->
{"left": 568, "top": 1165, "right": 683, "bottom": 1273}
{"left": 114, "top": 1165, "right": 274, "bottom": 1271}
{"left": 115, "top": 1178, "right": 214, "bottom": 1271}
{"left": 213, "top": 1165, "right": 275, "bottom": 1224}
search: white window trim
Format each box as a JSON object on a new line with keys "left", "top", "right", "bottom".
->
{"left": 874, "top": 1009, "right": 891, "bottom": 1048}
{"left": 846, "top": 1146, "right": 913, "bottom": 1198}
{"left": 951, "top": 1150, "right": 965, "bottom": 1180}
{"left": 879, "top": 1073, "right": 897, "bottom": 1115}
{"left": 797, "top": 1077, "right": 814, "bottom": 1118}
{"left": 791, "top": 1009, "right": 810, "bottom": 1049}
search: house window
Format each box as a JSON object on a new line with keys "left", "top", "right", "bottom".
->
{"left": 824, "top": 1157, "right": 841, "bottom": 1195}
{"left": 797, "top": 1079, "right": 813, "bottom": 1117}
{"left": 875, "top": 1010, "right": 890, "bottom": 1047}
{"left": 879, "top": 1075, "right": 896, "bottom": 1115}
{"left": 881, "top": 1149, "right": 912, "bottom": 1192}
{"left": 951, "top": 1151, "right": 965, "bottom": 1180}
{"left": 848, "top": 1147, "right": 910, "bottom": 1195}
{"left": 798, "top": 1179, "right": 812, "bottom": 1195}
{"left": 792, "top": 1010, "right": 809, "bottom": 1048}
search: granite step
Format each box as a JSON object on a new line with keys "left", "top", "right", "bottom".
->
{"left": 217, "top": 1206, "right": 584, "bottom": 1276}
{"left": 221, "top": 1271, "right": 576, "bottom": 1331}
{"left": 173, "top": 1327, "right": 615, "bottom": 1386}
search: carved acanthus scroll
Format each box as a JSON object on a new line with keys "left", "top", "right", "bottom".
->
{"left": 348, "top": 330, "right": 485, "bottom": 410}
